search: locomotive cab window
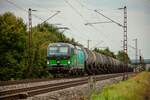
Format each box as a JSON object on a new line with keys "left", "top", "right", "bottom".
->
{"left": 48, "top": 46, "right": 69, "bottom": 55}
{"left": 59, "top": 47, "right": 68, "bottom": 55}
{"left": 49, "top": 47, "right": 58, "bottom": 54}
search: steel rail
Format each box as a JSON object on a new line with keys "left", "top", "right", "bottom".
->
{"left": 0, "top": 73, "right": 133, "bottom": 100}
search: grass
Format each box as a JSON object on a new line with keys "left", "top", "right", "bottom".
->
{"left": 91, "top": 72, "right": 150, "bottom": 100}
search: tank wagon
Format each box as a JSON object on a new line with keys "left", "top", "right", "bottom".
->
{"left": 47, "top": 42, "right": 133, "bottom": 75}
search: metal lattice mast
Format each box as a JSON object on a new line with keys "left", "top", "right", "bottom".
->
{"left": 122, "top": 6, "right": 128, "bottom": 78}
{"left": 123, "top": 6, "right": 128, "bottom": 63}
{"left": 28, "top": 8, "right": 32, "bottom": 76}
{"left": 119, "top": 6, "right": 128, "bottom": 64}
{"left": 118, "top": 6, "right": 128, "bottom": 79}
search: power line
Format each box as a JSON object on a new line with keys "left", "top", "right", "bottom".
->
{"left": 5, "top": 0, "right": 44, "bottom": 22}
{"left": 94, "top": 10, "right": 123, "bottom": 27}
{"left": 58, "top": 13, "right": 90, "bottom": 41}
{"left": 85, "top": 21, "right": 112, "bottom": 25}
{"left": 26, "top": 0, "right": 60, "bottom": 12}
{"left": 75, "top": 0, "right": 93, "bottom": 11}
{"left": 63, "top": 0, "right": 94, "bottom": 39}
{"left": 63, "top": 0, "right": 102, "bottom": 40}
{"left": 64, "top": 0, "right": 86, "bottom": 20}
{"left": 63, "top": 0, "right": 109, "bottom": 44}
{"left": 40, "top": 11, "right": 61, "bottom": 24}
{"left": 25, "top": 0, "right": 61, "bottom": 24}
{"left": 69, "top": 0, "right": 124, "bottom": 49}
{"left": 74, "top": 0, "right": 125, "bottom": 47}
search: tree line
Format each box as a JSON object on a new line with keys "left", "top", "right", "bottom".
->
{"left": 93, "top": 48, "right": 131, "bottom": 63}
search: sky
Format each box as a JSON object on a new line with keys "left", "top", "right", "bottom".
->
{"left": 0, "top": 0, "right": 150, "bottom": 59}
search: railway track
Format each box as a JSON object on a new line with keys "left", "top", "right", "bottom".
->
{"left": 0, "top": 73, "right": 130, "bottom": 100}
{"left": 0, "top": 77, "right": 73, "bottom": 86}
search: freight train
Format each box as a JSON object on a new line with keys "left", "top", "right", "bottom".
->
{"left": 47, "top": 42, "right": 133, "bottom": 75}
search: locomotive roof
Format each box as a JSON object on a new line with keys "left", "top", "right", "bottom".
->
{"left": 48, "top": 42, "right": 75, "bottom": 48}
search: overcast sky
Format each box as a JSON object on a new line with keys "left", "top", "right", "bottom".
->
{"left": 0, "top": 0, "right": 150, "bottom": 59}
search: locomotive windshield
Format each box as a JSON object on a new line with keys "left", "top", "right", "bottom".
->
{"left": 59, "top": 47, "right": 68, "bottom": 54}
{"left": 48, "top": 46, "right": 69, "bottom": 56}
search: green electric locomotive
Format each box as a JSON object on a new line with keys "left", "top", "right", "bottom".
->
{"left": 47, "top": 43, "right": 86, "bottom": 74}
{"left": 47, "top": 42, "right": 133, "bottom": 76}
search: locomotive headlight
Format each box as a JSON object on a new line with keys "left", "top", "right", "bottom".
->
{"left": 57, "top": 61, "right": 60, "bottom": 63}
{"left": 47, "top": 61, "right": 49, "bottom": 64}
{"left": 68, "top": 61, "right": 71, "bottom": 64}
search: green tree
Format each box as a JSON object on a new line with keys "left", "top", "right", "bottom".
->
{"left": 116, "top": 50, "right": 131, "bottom": 63}
{"left": 0, "top": 12, "right": 27, "bottom": 80}
{"left": 93, "top": 48, "right": 116, "bottom": 58}
{"left": 28, "top": 23, "right": 71, "bottom": 78}
{"left": 0, "top": 12, "right": 79, "bottom": 80}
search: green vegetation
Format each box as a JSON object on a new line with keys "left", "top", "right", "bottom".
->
{"left": 93, "top": 48, "right": 116, "bottom": 59}
{"left": 116, "top": 50, "right": 131, "bottom": 63}
{"left": 93, "top": 48, "right": 131, "bottom": 63}
{"left": 0, "top": 12, "right": 27, "bottom": 80}
{"left": 91, "top": 72, "right": 150, "bottom": 100}
{"left": 0, "top": 12, "right": 74, "bottom": 80}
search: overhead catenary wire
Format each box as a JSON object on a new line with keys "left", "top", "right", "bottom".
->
{"left": 63, "top": 0, "right": 94, "bottom": 39}
{"left": 57, "top": 12, "right": 90, "bottom": 41}
{"left": 25, "top": 0, "right": 61, "bottom": 24}
{"left": 94, "top": 10, "right": 123, "bottom": 27}
{"left": 26, "top": 0, "right": 61, "bottom": 12}
{"left": 14, "top": 0, "right": 109, "bottom": 47}
{"left": 63, "top": 0, "right": 86, "bottom": 21}
{"left": 5, "top": 0, "right": 129, "bottom": 54}
{"left": 73, "top": 0, "right": 124, "bottom": 44}
{"left": 63, "top": 0, "right": 123, "bottom": 50}
{"left": 40, "top": 11, "right": 61, "bottom": 24}
{"left": 25, "top": 0, "right": 89, "bottom": 41}
{"left": 5, "top": 0, "right": 61, "bottom": 25}
{"left": 63, "top": 0, "right": 107, "bottom": 41}
{"left": 26, "top": 0, "right": 91, "bottom": 42}
{"left": 5, "top": 0, "right": 44, "bottom": 22}
{"left": 75, "top": 1, "right": 127, "bottom": 52}
{"left": 57, "top": 15, "right": 88, "bottom": 42}
{"left": 28, "top": 0, "right": 90, "bottom": 43}
{"left": 75, "top": 0, "right": 94, "bottom": 11}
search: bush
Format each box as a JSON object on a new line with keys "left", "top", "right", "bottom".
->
{"left": 91, "top": 72, "right": 150, "bottom": 100}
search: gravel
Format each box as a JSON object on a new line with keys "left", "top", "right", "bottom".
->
{"left": 27, "top": 76, "right": 123, "bottom": 100}
{"left": 0, "top": 77, "right": 87, "bottom": 92}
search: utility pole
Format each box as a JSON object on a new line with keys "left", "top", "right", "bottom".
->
{"left": 133, "top": 38, "right": 138, "bottom": 65}
{"left": 87, "top": 39, "right": 94, "bottom": 100}
{"left": 87, "top": 6, "right": 128, "bottom": 79}
{"left": 40, "top": 11, "right": 61, "bottom": 25}
{"left": 27, "top": 8, "right": 36, "bottom": 77}
{"left": 118, "top": 6, "right": 128, "bottom": 80}
{"left": 87, "top": 40, "right": 91, "bottom": 49}
{"left": 28, "top": 8, "right": 32, "bottom": 77}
